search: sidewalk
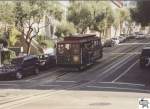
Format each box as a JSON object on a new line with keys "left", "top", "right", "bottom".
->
{"left": 0, "top": 89, "right": 150, "bottom": 109}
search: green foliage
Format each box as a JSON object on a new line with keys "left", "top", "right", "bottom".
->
{"left": 67, "top": 2, "right": 92, "bottom": 33}
{"left": 9, "top": 27, "right": 21, "bottom": 46}
{"left": 0, "top": 2, "right": 15, "bottom": 25}
{"left": 41, "top": 40, "right": 54, "bottom": 48}
{"left": 36, "top": 35, "right": 54, "bottom": 48}
{"left": 1, "top": 50, "right": 16, "bottom": 64}
{"left": 55, "top": 20, "right": 77, "bottom": 37}
{"left": 118, "top": 8, "right": 130, "bottom": 23}
{"left": 67, "top": 1, "right": 115, "bottom": 34}
{"left": 45, "top": 1, "right": 64, "bottom": 21}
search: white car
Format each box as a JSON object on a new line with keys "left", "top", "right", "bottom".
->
{"left": 111, "top": 38, "right": 120, "bottom": 45}
{"left": 135, "top": 33, "right": 145, "bottom": 39}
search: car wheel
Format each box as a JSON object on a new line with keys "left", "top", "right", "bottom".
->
{"left": 34, "top": 67, "right": 40, "bottom": 74}
{"left": 15, "top": 72, "right": 23, "bottom": 80}
{"left": 78, "top": 66, "right": 84, "bottom": 71}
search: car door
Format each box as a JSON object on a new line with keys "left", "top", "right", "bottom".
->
{"left": 22, "top": 59, "right": 33, "bottom": 75}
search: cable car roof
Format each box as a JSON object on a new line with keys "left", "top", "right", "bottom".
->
{"left": 57, "top": 34, "right": 100, "bottom": 44}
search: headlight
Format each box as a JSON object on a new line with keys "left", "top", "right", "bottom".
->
{"left": 73, "top": 55, "right": 80, "bottom": 63}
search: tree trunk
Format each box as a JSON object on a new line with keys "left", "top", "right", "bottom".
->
{"left": 120, "top": 21, "right": 123, "bottom": 34}
{"left": 27, "top": 42, "right": 31, "bottom": 55}
{"left": 126, "top": 25, "right": 130, "bottom": 34}
{"left": 114, "top": 26, "right": 117, "bottom": 37}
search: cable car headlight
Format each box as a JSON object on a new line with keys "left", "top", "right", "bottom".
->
{"left": 73, "top": 55, "right": 80, "bottom": 63}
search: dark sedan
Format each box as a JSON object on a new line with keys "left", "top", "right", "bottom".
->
{"left": 38, "top": 54, "right": 56, "bottom": 70}
{"left": 140, "top": 47, "right": 150, "bottom": 68}
{"left": 0, "top": 55, "right": 40, "bottom": 80}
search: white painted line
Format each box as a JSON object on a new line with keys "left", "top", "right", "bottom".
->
{"left": 0, "top": 84, "right": 17, "bottom": 86}
{"left": 55, "top": 80, "right": 76, "bottom": 83}
{"left": 98, "top": 82, "right": 145, "bottom": 87}
{"left": 119, "top": 43, "right": 150, "bottom": 45}
{"left": 112, "top": 60, "right": 139, "bottom": 82}
{"left": 40, "top": 84, "right": 60, "bottom": 87}
{"left": 114, "top": 82, "right": 145, "bottom": 87}
{"left": 96, "top": 55, "right": 132, "bottom": 79}
{"left": 86, "top": 86, "right": 150, "bottom": 92}
{"left": 107, "top": 52, "right": 140, "bottom": 55}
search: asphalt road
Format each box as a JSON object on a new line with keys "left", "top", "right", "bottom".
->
{"left": 0, "top": 38, "right": 150, "bottom": 109}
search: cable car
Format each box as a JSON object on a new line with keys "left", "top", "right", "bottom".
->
{"left": 56, "top": 34, "right": 103, "bottom": 70}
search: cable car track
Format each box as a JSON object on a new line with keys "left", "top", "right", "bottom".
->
{"left": 0, "top": 39, "right": 150, "bottom": 108}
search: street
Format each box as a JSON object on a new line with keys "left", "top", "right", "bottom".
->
{"left": 0, "top": 38, "right": 150, "bottom": 109}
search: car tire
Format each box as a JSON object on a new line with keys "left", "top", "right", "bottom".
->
{"left": 34, "top": 67, "right": 40, "bottom": 75}
{"left": 78, "top": 66, "right": 84, "bottom": 71}
{"left": 15, "top": 72, "right": 23, "bottom": 80}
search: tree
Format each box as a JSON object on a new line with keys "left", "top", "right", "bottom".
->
{"left": 116, "top": 8, "right": 130, "bottom": 34}
{"left": 0, "top": 2, "right": 15, "bottom": 29}
{"left": 44, "top": 1, "right": 64, "bottom": 38}
{"left": 14, "top": 0, "right": 47, "bottom": 54}
{"left": 67, "top": 1, "right": 115, "bottom": 38}
{"left": 55, "top": 20, "right": 77, "bottom": 37}
{"left": 67, "top": 1, "right": 92, "bottom": 33}
{"left": 9, "top": 27, "right": 21, "bottom": 46}
{"left": 88, "top": 1, "right": 115, "bottom": 38}
{"left": 130, "top": 1, "right": 150, "bottom": 26}
{"left": 0, "top": 2, "right": 15, "bottom": 46}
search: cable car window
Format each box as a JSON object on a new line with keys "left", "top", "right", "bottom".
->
{"left": 58, "top": 44, "right": 65, "bottom": 54}
{"left": 72, "top": 44, "right": 80, "bottom": 54}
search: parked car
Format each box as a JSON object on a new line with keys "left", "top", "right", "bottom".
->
{"left": 127, "top": 33, "right": 136, "bottom": 39}
{"left": 103, "top": 38, "right": 115, "bottom": 47}
{"left": 0, "top": 55, "right": 40, "bottom": 80}
{"left": 111, "top": 38, "right": 120, "bottom": 45}
{"left": 135, "top": 33, "right": 145, "bottom": 39}
{"left": 101, "top": 39, "right": 105, "bottom": 47}
{"left": 38, "top": 54, "right": 56, "bottom": 70}
{"left": 140, "top": 47, "right": 150, "bottom": 68}
{"left": 119, "top": 36, "right": 126, "bottom": 43}
{"left": 120, "top": 33, "right": 126, "bottom": 37}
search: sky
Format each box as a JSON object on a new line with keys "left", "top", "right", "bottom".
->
{"left": 59, "top": 1, "right": 69, "bottom": 7}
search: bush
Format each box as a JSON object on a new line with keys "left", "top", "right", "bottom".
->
{"left": 1, "top": 50, "right": 16, "bottom": 64}
{"left": 9, "top": 27, "right": 21, "bottom": 46}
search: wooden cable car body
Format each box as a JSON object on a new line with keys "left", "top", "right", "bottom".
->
{"left": 56, "top": 34, "right": 103, "bottom": 70}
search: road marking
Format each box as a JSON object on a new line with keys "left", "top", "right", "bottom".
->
{"left": 98, "top": 82, "right": 145, "bottom": 87}
{"left": 112, "top": 60, "right": 139, "bottom": 82}
{"left": 0, "top": 84, "right": 17, "bottom": 86}
{"left": 86, "top": 86, "right": 150, "bottom": 93}
{"left": 106, "top": 52, "right": 140, "bottom": 55}
{"left": 96, "top": 55, "right": 133, "bottom": 80}
{"left": 39, "top": 84, "right": 60, "bottom": 87}
{"left": 119, "top": 43, "right": 150, "bottom": 45}
{"left": 55, "top": 80, "right": 76, "bottom": 83}
{"left": 114, "top": 82, "right": 145, "bottom": 87}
